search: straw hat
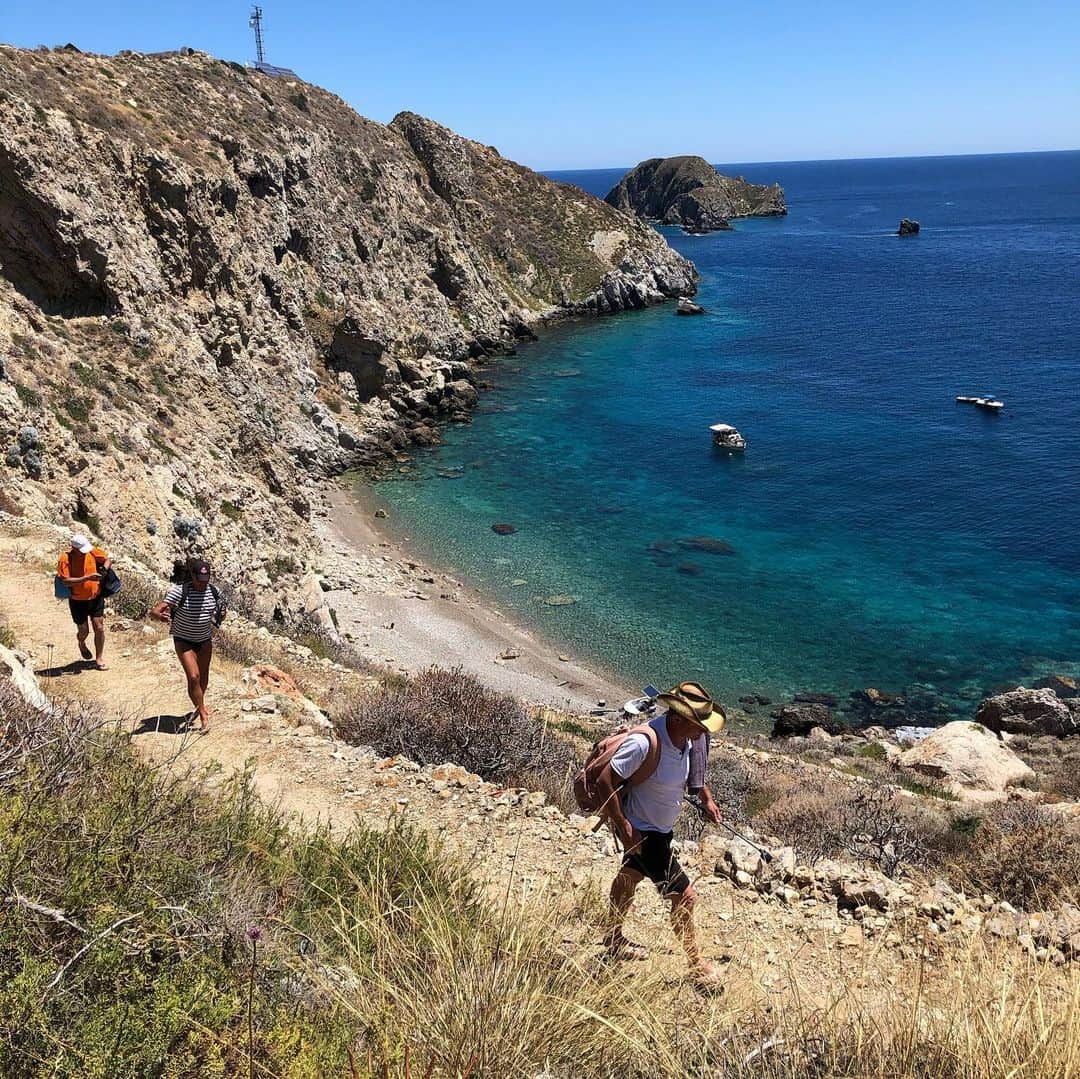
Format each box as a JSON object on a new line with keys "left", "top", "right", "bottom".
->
{"left": 659, "top": 681, "right": 726, "bottom": 734}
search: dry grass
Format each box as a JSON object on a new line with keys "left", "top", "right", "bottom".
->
{"left": 316, "top": 869, "right": 1080, "bottom": 1078}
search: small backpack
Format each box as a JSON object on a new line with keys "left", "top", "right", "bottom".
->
{"left": 572, "top": 723, "right": 662, "bottom": 818}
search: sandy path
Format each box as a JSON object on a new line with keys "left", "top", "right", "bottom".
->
{"left": 0, "top": 522, "right": 1003, "bottom": 1017}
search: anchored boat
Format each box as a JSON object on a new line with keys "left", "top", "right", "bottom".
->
{"left": 710, "top": 423, "right": 747, "bottom": 451}
{"left": 956, "top": 395, "right": 1004, "bottom": 411}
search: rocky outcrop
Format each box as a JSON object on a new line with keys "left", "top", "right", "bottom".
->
{"left": 0, "top": 45, "right": 695, "bottom": 614}
{"left": 770, "top": 702, "right": 842, "bottom": 738}
{"left": 898, "top": 721, "right": 1035, "bottom": 792}
{"left": 976, "top": 688, "right": 1079, "bottom": 738}
{"left": 898, "top": 218, "right": 920, "bottom": 236}
{"left": 605, "top": 156, "right": 786, "bottom": 233}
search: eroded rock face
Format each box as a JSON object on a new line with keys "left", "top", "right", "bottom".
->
{"left": 899, "top": 721, "right": 1035, "bottom": 791}
{"left": 0, "top": 45, "right": 695, "bottom": 611}
{"left": 605, "top": 156, "right": 786, "bottom": 233}
{"left": 976, "top": 688, "right": 1079, "bottom": 738}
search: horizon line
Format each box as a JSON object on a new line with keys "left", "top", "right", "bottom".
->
{"left": 542, "top": 146, "right": 1080, "bottom": 175}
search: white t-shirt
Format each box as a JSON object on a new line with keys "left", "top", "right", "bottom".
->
{"left": 610, "top": 715, "right": 690, "bottom": 833}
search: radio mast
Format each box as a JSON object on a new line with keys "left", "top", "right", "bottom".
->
{"left": 249, "top": 6, "right": 266, "bottom": 66}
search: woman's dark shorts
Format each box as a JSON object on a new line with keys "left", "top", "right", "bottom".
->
{"left": 68, "top": 595, "right": 106, "bottom": 625}
{"left": 174, "top": 637, "right": 212, "bottom": 653}
{"left": 622, "top": 830, "right": 691, "bottom": 897}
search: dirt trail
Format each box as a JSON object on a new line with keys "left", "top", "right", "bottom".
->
{"left": 0, "top": 524, "right": 986, "bottom": 1013}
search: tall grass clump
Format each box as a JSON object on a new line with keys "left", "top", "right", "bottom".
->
{"left": 0, "top": 681, "right": 475, "bottom": 1077}
{"left": 333, "top": 666, "right": 581, "bottom": 809}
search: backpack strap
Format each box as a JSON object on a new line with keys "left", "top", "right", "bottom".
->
{"left": 624, "top": 723, "right": 661, "bottom": 789}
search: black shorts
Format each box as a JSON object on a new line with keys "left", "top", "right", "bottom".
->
{"left": 622, "top": 830, "right": 691, "bottom": 897}
{"left": 174, "top": 637, "right": 212, "bottom": 653}
{"left": 69, "top": 595, "right": 106, "bottom": 624}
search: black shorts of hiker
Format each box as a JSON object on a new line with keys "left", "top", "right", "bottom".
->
{"left": 151, "top": 558, "right": 227, "bottom": 734}
{"left": 584, "top": 681, "right": 728, "bottom": 989}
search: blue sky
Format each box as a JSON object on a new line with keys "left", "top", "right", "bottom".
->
{"left": 4, "top": 1, "right": 1079, "bottom": 169}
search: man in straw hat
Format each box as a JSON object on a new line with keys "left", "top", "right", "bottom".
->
{"left": 596, "top": 680, "right": 727, "bottom": 988}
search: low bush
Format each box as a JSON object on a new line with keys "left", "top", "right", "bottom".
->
{"left": 751, "top": 773, "right": 944, "bottom": 877}
{"left": 333, "top": 666, "right": 581, "bottom": 809}
{"left": 939, "top": 802, "right": 1080, "bottom": 909}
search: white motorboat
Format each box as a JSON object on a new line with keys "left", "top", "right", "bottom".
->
{"left": 956, "top": 395, "right": 1004, "bottom": 410}
{"left": 710, "top": 423, "right": 747, "bottom": 451}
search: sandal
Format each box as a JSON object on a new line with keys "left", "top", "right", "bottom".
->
{"left": 78, "top": 643, "right": 92, "bottom": 660}
{"left": 93, "top": 661, "right": 109, "bottom": 671}
{"left": 691, "top": 960, "right": 726, "bottom": 993}
{"left": 604, "top": 936, "right": 649, "bottom": 962}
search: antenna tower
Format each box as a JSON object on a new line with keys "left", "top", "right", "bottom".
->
{"left": 249, "top": 6, "right": 266, "bottom": 65}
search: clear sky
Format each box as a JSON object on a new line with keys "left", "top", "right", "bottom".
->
{"left": 4, "top": 0, "right": 1079, "bottom": 169}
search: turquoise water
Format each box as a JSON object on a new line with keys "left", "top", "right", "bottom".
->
{"left": 366, "top": 152, "right": 1080, "bottom": 719}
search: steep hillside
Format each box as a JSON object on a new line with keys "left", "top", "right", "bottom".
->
{"left": 0, "top": 45, "right": 695, "bottom": 609}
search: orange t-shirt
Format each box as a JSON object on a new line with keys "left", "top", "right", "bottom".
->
{"left": 57, "top": 547, "right": 109, "bottom": 600}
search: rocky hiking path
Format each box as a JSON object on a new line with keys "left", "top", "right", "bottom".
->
{"left": 0, "top": 526, "right": 1069, "bottom": 1021}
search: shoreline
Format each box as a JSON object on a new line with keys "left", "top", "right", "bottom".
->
{"left": 316, "top": 483, "right": 632, "bottom": 713}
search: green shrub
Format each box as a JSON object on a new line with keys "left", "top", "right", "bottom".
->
{"left": 13, "top": 384, "right": 41, "bottom": 409}
{"left": 219, "top": 500, "right": 242, "bottom": 521}
{"left": 0, "top": 688, "right": 481, "bottom": 1077}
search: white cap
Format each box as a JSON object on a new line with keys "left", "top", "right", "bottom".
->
{"left": 70, "top": 533, "right": 93, "bottom": 554}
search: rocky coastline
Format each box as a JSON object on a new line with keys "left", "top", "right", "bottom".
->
{"left": 0, "top": 44, "right": 695, "bottom": 619}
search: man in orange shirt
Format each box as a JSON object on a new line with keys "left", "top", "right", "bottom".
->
{"left": 56, "top": 533, "right": 112, "bottom": 670}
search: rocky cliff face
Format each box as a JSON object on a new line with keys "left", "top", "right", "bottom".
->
{"left": 606, "top": 156, "right": 786, "bottom": 232}
{"left": 0, "top": 45, "right": 695, "bottom": 611}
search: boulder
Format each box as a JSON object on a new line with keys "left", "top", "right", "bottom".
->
{"left": 975, "top": 687, "right": 1078, "bottom": 737}
{"left": 898, "top": 218, "right": 920, "bottom": 236}
{"left": 0, "top": 643, "right": 51, "bottom": 714}
{"left": 899, "top": 721, "right": 1035, "bottom": 791}
{"left": 1033, "top": 674, "right": 1079, "bottom": 699}
{"left": 770, "top": 702, "right": 840, "bottom": 738}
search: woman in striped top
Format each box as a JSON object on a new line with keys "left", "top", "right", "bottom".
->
{"left": 151, "top": 557, "right": 226, "bottom": 734}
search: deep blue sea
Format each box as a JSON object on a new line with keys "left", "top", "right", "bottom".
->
{"left": 366, "top": 151, "right": 1080, "bottom": 721}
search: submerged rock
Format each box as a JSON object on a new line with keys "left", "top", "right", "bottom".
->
{"left": 491, "top": 522, "right": 516, "bottom": 536}
{"left": 676, "top": 536, "right": 735, "bottom": 556}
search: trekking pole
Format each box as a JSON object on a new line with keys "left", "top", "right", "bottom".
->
{"left": 684, "top": 795, "right": 774, "bottom": 863}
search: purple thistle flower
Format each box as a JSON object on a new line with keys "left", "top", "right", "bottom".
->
{"left": 246, "top": 925, "right": 263, "bottom": 942}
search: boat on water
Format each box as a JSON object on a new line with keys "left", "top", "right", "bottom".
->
{"left": 710, "top": 423, "right": 747, "bottom": 451}
{"left": 956, "top": 395, "right": 1004, "bottom": 411}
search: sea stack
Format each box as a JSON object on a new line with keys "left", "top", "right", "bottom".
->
{"left": 606, "top": 156, "right": 786, "bottom": 233}
{"left": 898, "top": 218, "right": 921, "bottom": 235}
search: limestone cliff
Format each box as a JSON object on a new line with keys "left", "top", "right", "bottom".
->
{"left": 605, "top": 156, "right": 786, "bottom": 232}
{"left": 0, "top": 45, "right": 695, "bottom": 611}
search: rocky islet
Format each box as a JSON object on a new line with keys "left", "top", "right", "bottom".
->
{"left": 605, "top": 155, "right": 787, "bottom": 232}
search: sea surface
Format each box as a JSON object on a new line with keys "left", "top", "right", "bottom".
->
{"left": 365, "top": 151, "right": 1080, "bottom": 722}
